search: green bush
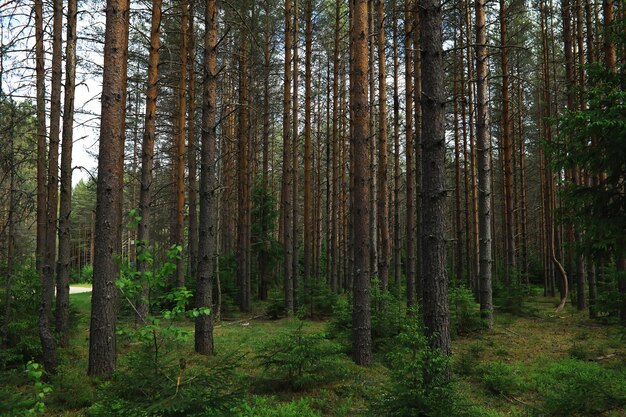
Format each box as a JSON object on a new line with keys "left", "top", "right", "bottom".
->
{"left": 375, "top": 319, "right": 474, "bottom": 417}
{"left": 479, "top": 361, "right": 525, "bottom": 396}
{"left": 49, "top": 365, "right": 95, "bottom": 410}
{"left": 256, "top": 319, "right": 346, "bottom": 391}
{"left": 71, "top": 263, "right": 93, "bottom": 283}
{"left": 449, "top": 286, "right": 482, "bottom": 336}
{"left": 493, "top": 282, "right": 532, "bottom": 316}
{"left": 0, "top": 265, "right": 41, "bottom": 369}
{"left": 454, "top": 343, "right": 484, "bottom": 377}
{"left": 305, "top": 281, "right": 339, "bottom": 318}
{"left": 265, "top": 295, "right": 287, "bottom": 319}
{"left": 567, "top": 343, "right": 592, "bottom": 360}
{"left": 87, "top": 350, "right": 242, "bottom": 417}
{"left": 327, "top": 288, "right": 404, "bottom": 353}
{"left": 235, "top": 396, "right": 322, "bottom": 417}
{"left": 370, "top": 281, "right": 405, "bottom": 350}
{"left": 326, "top": 295, "right": 352, "bottom": 351}
{"left": 534, "top": 359, "right": 626, "bottom": 416}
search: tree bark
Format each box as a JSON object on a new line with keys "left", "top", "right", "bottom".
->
{"left": 330, "top": 0, "right": 341, "bottom": 294}
{"left": 88, "top": 0, "right": 130, "bottom": 376}
{"left": 392, "top": 0, "right": 402, "bottom": 294}
{"left": 56, "top": 0, "right": 78, "bottom": 347}
{"left": 187, "top": 0, "right": 198, "bottom": 280}
{"left": 195, "top": 0, "right": 217, "bottom": 355}
{"left": 500, "top": 0, "right": 516, "bottom": 282}
{"left": 137, "top": 0, "right": 162, "bottom": 322}
{"left": 350, "top": 0, "right": 372, "bottom": 366}
{"left": 420, "top": 0, "right": 452, "bottom": 356}
{"left": 174, "top": 0, "right": 188, "bottom": 288}
{"left": 292, "top": 0, "right": 300, "bottom": 301}
{"left": 377, "top": 0, "right": 389, "bottom": 292}
{"left": 303, "top": 0, "right": 313, "bottom": 301}
{"left": 405, "top": 0, "right": 416, "bottom": 308}
{"left": 282, "top": 0, "right": 294, "bottom": 314}
{"left": 36, "top": 0, "right": 56, "bottom": 375}
{"left": 237, "top": 29, "right": 251, "bottom": 313}
{"left": 476, "top": 0, "right": 493, "bottom": 327}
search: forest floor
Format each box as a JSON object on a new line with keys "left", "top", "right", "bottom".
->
{"left": 3, "top": 287, "right": 625, "bottom": 416}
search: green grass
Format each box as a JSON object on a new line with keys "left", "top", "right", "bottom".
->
{"left": 2, "top": 290, "right": 625, "bottom": 416}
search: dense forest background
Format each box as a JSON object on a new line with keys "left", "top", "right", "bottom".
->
{"left": 0, "top": 0, "right": 625, "bottom": 415}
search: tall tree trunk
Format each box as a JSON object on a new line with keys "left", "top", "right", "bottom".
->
{"left": 405, "top": 0, "right": 416, "bottom": 308}
{"left": 377, "top": 0, "right": 389, "bottom": 291}
{"left": 453, "top": 34, "right": 463, "bottom": 284}
{"left": 413, "top": 0, "right": 423, "bottom": 300}
{"left": 330, "top": 0, "right": 341, "bottom": 294}
{"left": 368, "top": 0, "right": 378, "bottom": 279}
{"left": 195, "top": 0, "right": 218, "bottom": 355}
{"left": 174, "top": 0, "right": 188, "bottom": 287}
{"left": 237, "top": 29, "right": 251, "bottom": 313}
{"left": 137, "top": 0, "right": 162, "bottom": 322}
{"left": 56, "top": 0, "right": 78, "bottom": 347}
{"left": 259, "top": 0, "right": 272, "bottom": 301}
{"left": 603, "top": 0, "right": 616, "bottom": 71}
{"left": 2, "top": 104, "right": 15, "bottom": 348}
{"left": 37, "top": 0, "right": 57, "bottom": 374}
{"left": 34, "top": 0, "right": 46, "bottom": 285}
{"left": 476, "top": 0, "right": 493, "bottom": 327}
{"left": 392, "top": 0, "right": 402, "bottom": 294}
{"left": 465, "top": 0, "right": 479, "bottom": 291}
{"left": 292, "top": 0, "right": 300, "bottom": 300}
{"left": 282, "top": 0, "right": 294, "bottom": 314}
{"left": 303, "top": 0, "right": 313, "bottom": 301}
{"left": 187, "top": 0, "right": 198, "bottom": 279}
{"left": 88, "top": 0, "right": 130, "bottom": 376}
{"left": 500, "top": 0, "right": 516, "bottom": 283}
{"left": 420, "top": 0, "right": 451, "bottom": 356}
{"left": 350, "top": 0, "right": 373, "bottom": 366}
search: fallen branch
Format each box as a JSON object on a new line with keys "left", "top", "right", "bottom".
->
{"left": 214, "top": 314, "right": 265, "bottom": 328}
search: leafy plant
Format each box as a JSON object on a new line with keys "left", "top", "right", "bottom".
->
{"left": 25, "top": 361, "right": 52, "bottom": 415}
{"left": 116, "top": 242, "right": 210, "bottom": 372}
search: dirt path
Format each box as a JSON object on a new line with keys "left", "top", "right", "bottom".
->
{"left": 69, "top": 285, "right": 92, "bottom": 294}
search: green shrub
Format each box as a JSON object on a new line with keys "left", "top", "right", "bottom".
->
{"left": 449, "top": 286, "right": 482, "bottom": 336}
{"left": 370, "top": 281, "right": 404, "bottom": 350}
{"left": 493, "top": 282, "right": 531, "bottom": 316}
{"left": 87, "top": 350, "right": 242, "bottom": 417}
{"left": 567, "top": 343, "right": 592, "bottom": 360}
{"left": 326, "top": 295, "right": 352, "bottom": 349}
{"left": 0, "top": 382, "right": 33, "bottom": 416}
{"left": 376, "top": 319, "right": 473, "bottom": 417}
{"left": 264, "top": 287, "right": 288, "bottom": 319}
{"left": 306, "top": 281, "right": 339, "bottom": 318}
{"left": 256, "top": 319, "right": 346, "bottom": 391}
{"left": 1, "top": 265, "right": 41, "bottom": 369}
{"left": 71, "top": 263, "right": 93, "bottom": 283}
{"left": 479, "top": 361, "right": 524, "bottom": 396}
{"left": 327, "top": 289, "right": 404, "bottom": 353}
{"left": 49, "top": 365, "right": 95, "bottom": 410}
{"left": 235, "top": 396, "right": 322, "bottom": 417}
{"left": 454, "top": 343, "right": 484, "bottom": 377}
{"left": 534, "top": 359, "right": 626, "bottom": 416}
